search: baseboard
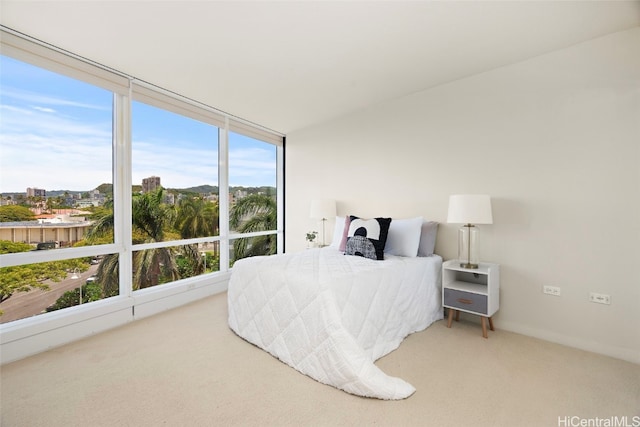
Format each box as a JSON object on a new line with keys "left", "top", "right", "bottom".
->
{"left": 133, "top": 275, "right": 229, "bottom": 320}
{"left": 498, "top": 320, "right": 640, "bottom": 365}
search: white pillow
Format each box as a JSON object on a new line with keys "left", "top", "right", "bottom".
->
{"left": 417, "top": 220, "right": 439, "bottom": 257}
{"left": 329, "top": 216, "right": 345, "bottom": 249}
{"left": 384, "top": 216, "right": 423, "bottom": 257}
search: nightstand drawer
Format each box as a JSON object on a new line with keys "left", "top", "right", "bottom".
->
{"left": 444, "top": 288, "right": 488, "bottom": 315}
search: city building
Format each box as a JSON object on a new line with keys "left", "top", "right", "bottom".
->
{"left": 0, "top": 219, "right": 92, "bottom": 247}
{"left": 25, "top": 187, "right": 45, "bottom": 198}
{"left": 142, "top": 176, "right": 161, "bottom": 193}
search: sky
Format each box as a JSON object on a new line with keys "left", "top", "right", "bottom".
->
{"left": 0, "top": 55, "right": 277, "bottom": 194}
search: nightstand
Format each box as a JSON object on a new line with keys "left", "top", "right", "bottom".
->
{"left": 442, "top": 259, "right": 500, "bottom": 338}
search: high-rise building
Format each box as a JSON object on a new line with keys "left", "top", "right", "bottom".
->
{"left": 26, "top": 187, "right": 46, "bottom": 198}
{"left": 142, "top": 176, "right": 161, "bottom": 193}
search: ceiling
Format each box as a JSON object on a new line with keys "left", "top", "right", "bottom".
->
{"left": 1, "top": 1, "right": 639, "bottom": 134}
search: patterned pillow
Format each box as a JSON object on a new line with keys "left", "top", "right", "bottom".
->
{"left": 345, "top": 216, "right": 392, "bottom": 260}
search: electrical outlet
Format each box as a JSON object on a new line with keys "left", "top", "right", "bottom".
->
{"left": 543, "top": 285, "right": 561, "bottom": 296}
{"left": 589, "top": 292, "right": 611, "bottom": 305}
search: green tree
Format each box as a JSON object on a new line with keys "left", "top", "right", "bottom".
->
{"left": 229, "top": 194, "right": 277, "bottom": 261}
{"left": 46, "top": 282, "right": 102, "bottom": 312}
{"left": 174, "top": 197, "right": 220, "bottom": 274}
{"left": 86, "top": 205, "right": 112, "bottom": 221}
{"left": 0, "top": 241, "right": 87, "bottom": 310}
{"left": 0, "top": 205, "right": 35, "bottom": 222}
{"left": 175, "top": 197, "right": 219, "bottom": 239}
{"left": 86, "top": 189, "right": 180, "bottom": 294}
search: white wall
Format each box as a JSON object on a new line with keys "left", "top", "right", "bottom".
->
{"left": 285, "top": 28, "right": 640, "bottom": 363}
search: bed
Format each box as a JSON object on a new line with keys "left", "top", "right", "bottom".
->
{"left": 227, "top": 217, "right": 442, "bottom": 400}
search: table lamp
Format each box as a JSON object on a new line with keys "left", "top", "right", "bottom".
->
{"left": 447, "top": 194, "right": 493, "bottom": 269}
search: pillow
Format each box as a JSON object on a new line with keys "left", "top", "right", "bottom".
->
{"left": 384, "top": 216, "right": 423, "bottom": 257}
{"left": 330, "top": 216, "right": 345, "bottom": 249}
{"left": 344, "top": 216, "right": 391, "bottom": 260}
{"left": 339, "top": 216, "right": 350, "bottom": 252}
{"left": 417, "top": 221, "right": 439, "bottom": 257}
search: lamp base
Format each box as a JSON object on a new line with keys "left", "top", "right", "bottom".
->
{"left": 460, "top": 262, "right": 479, "bottom": 269}
{"left": 458, "top": 224, "right": 480, "bottom": 269}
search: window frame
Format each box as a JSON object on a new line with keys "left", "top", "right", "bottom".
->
{"left": 0, "top": 27, "right": 284, "bottom": 362}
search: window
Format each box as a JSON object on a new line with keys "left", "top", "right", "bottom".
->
{"left": 0, "top": 55, "right": 114, "bottom": 248}
{"left": 228, "top": 132, "right": 278, "bottom": 263}
{"left": 130, "top": 99, "right": 221, "bottom": 288}
{"left": 0, "top": 29, "right": 283, "bottom": 327}
{"left": 0, "top": 53, "right": 119, "bottom": 322}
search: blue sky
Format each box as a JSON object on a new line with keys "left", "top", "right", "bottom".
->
{"left": 0, "top": 55, "right": 277, "bottom": 193}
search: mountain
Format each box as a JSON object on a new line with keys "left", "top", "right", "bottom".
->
{"left": 95, "top": 183, "right": 113, "bottom": 194}
{"left": 170, "top": 185, "right": 219, "bottom": 195}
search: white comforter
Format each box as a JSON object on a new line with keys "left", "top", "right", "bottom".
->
{"left": 227, "top": 248, "right": 443, "bottom": 400}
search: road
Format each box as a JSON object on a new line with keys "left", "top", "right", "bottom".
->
{"left": 0, "top": 264, "right": 99, "bottom": 324}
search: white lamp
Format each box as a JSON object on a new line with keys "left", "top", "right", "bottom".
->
{"left": 447, "top": 195, "right": 493, "bottom": 269}
{"left": 309, "top": 199, "right": 336, "bottom": 247}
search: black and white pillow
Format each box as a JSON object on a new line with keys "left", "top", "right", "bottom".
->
{"left": 344, "top": 216, "right": 392, "bottom": 260}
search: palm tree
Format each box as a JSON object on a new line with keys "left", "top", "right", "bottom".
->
{"left": 175, "top": 197, "right": 219, "bottom": 239}
{"left": 130, "top": 189, "right": 180, "bottom": 288}
{"left": 229, "top": 194, "right": 277, "bottom": 261}
{"left": 86, "top": 188, "right": 181, "bottom": 294}
{"left": 175, "top": 197, "right": 220, "bottom": 273}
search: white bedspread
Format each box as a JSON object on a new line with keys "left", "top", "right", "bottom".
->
{"left": 227, "top": 247, "right": 443, "bottom": 400}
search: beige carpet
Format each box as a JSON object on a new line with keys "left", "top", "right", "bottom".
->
{"left": 1, "top": 292, "right": 638, "bottom": 427}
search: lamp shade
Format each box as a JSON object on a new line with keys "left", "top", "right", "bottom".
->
{"left": 447, "top": 195, "right": 493, "bottom": 224}
{"left": 309, "top": 199, "right": 336, "bottom": 220}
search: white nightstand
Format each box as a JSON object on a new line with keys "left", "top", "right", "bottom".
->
{"left": 442, "top": 259, "right": 500, "bottom": 338}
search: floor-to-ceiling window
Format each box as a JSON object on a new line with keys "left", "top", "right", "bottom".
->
{"left": 0, "top": 47, "right": 122, "bottom": 322}
{"left": 0, "top": 29, "right": 283, "bottom": 327}
{"left": 228, "top": 131, "right": 278, "bottom": 265}
{"left": 129, "top": 97, "right": 221, "bottom": 290}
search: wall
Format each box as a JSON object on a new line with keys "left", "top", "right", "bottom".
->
{"left": 285, "top": 28, "right": 640, "bottom": 363}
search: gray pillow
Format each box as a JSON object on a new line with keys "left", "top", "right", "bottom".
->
{"left": 417, "top": 221, "right": 439, "bottom": 256}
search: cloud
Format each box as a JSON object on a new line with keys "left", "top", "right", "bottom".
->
{"left": 2, "top": 87, "right": 109, "bottom": 111}
{"left": 1, "top": 89, "right": 277, "bottom": 193}
{"left": 228, "top": 146, "right": 277, "bottom": 186}
{"left": 32, "top": 106, "right": 56, "bottom": 114}
{"left": 0, "top": 104, "right": 112, "bottom": 192}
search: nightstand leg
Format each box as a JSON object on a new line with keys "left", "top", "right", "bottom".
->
{"left": 481, "top": 317, "right": 488, "bottom": 338}
{"left": 488, "top": 317, "right": 494, "bottom": 331}
{"left": 455, "top": 311, "right": 460, "bottom": 322}
{"left": 447, "top": 309, "right": 455, "bottom": 328}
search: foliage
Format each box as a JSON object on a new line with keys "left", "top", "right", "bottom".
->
{"left": 175, "top": 197, "right": 219, "bottom": 239}
{"left": 203, "top": 252, "right": 219, "bottom": 272}
{"left": 96, "top": 254, "right": 119, "bottom": 298}
{"left": 230, "top": 194, "right": 277, "bottom": 261}
{"left": 176, "top": 250, "right": 219, "bottom": 278}
{"left": 0, "top": 205, "right": 36, "bottom": 222}
{"left": 95, "top": 183, "right": 113, "bottom": 195}
{"left": 175, "top": 254, "right": 196, "bottom": 278}
{"left": 306, "top": 231, "right": 318, "bottom": 242}
{"left": 86, "top": 189, "right": 186, "bottom": 292}
{"left": 0, "top": 240, "right": 88, "bottom": 306}
{"left": 46, "top": 282, "right": 102, "bottom": 312}
{"left": 85, "top": 205, "right": 112, "bottom": 220}
{"left": 132, "top": 189, "right": 176, "bottom": 242}
{"left": 0, "top": 241, "right": 33, "bottom": 254}
{"left": 0, "top": 184, "right": 245, "bottom": 318}
{"left": 73, "top": 234, "right": 113, "bottom": 247}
